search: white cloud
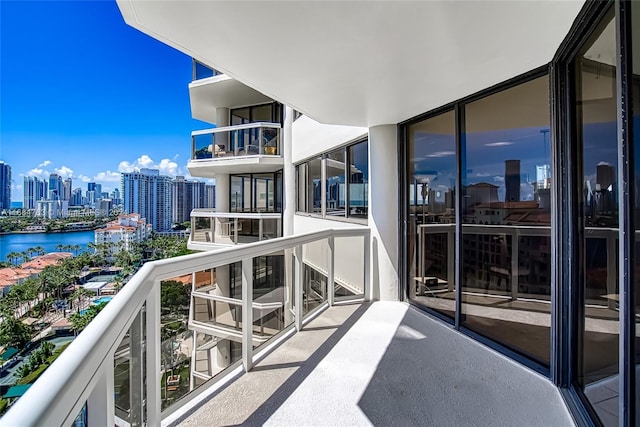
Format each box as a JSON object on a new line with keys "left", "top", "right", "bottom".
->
{"left": 93, "top": 171, "right": 121, "bottom": 182}
{"left": 38, "top": 160, "right": 52, "bottom": 168}
{"left": 26, "top": 167, "right": 48, "bottom": 178}
{"left": 77, "top": 174, "right": 92, "bottom": 183}
{"left": 117, "top": 154, "right": 182, "bottom": 177}
{"left": 485, "top": 142, "right": 513, "bottom": 147}
{"left": 54, "top": 165, "right": 74, "bottom": 179}
{"left": 426, "top": 151, "right": 455, "bottom": 158}
{"left": 597, "top": 161, "right": 612, "bottom": 166}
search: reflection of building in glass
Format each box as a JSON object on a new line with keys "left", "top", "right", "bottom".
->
{"left": 505, "top": 160, "right": 521, "bottom": 202}
{"left": 536, "top": 165, "right": 551, "bottom": 190}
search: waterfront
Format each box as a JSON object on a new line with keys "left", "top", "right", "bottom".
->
{"left": 0, "top": 230, "right": 95, "bottom": 262}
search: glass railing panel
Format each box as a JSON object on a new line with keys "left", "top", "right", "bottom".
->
{"left": 159, "top": 277, "right": 191, "bottom": 411}
{"left": 191, "top": 217, "right": 213, "bottom": 244}
{"left": 192, "top": 59, "right": 222, "bottom": 81}
{"left": 192, "top": 134, "right": 215, "bottom": 160}
{"left": 334, "top": 235, "right": 366, "bottom": 301}
{"left": 251, "top": 251, "right": 291, "bottom": 351}
{"left": 113, "top": 305, "right": 146, "bottom": 425}
{"left": 301, "top": 239, "right": 329, "bottom": 315}
{"left": 191, "top": 125, "right": 281, "bottom": 161}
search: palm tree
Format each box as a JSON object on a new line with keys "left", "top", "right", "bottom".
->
{"left": 72, "top": 244, "right": 81, "bottom": 256}
{"left": 6, "top": 252, "right": 20, "bottom": 266}
{"left": 20, "top": 251, "right": 31, "bottom": 264}
{"left": 56, "top": 244, "right": 64, "bottom": 252}
{"left": 34, "top": 246, "right": 45, "bottom": 256}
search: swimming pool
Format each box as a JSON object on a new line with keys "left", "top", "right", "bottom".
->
{"left": 93, "top": 296, "right": 113, "bottom": 305}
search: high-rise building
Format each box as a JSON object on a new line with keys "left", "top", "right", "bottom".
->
{"left": 172, "top": 176, "right": 192, "bottom": 224}
{"left": 504, "top": 160, "right": 520, "bottom": 202}
{"left": 122, "top": 169, "right": 173, "bottom": 231}
{"left": 48, "top": 173, "right": 63, "bottom": 200}
{"left": 63, "top": 178, "right": 72, "bottom": 201}
{"left": 0, "top": 162, "right": 11, "bottom": 210}
{"left": 71, "top": 188, "right": 83, "bottom": 206}
{"left": 23, "top": 176, "right": 48, "bottom": 209}
{"left": 204, "top": 184, "right": 216, "bottom": 208}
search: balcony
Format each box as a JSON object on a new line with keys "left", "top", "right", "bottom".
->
{"left": 188, "top": 123, "right": 284, "bottom": 176}
{"left": 189, "top": 63, "right": 272, "bottom": 122}
{"left": 189, "top": 209, "right": 282, "bottom": 249}
{"left": 1, "top": 228, "right": 370, "bottom": 426}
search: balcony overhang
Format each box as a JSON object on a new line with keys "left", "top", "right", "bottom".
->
{"left": 190, "top": 76, "right": 273, "bottom": 123}
{"left": 117, "top": 0, "right": 584, "bottom": 127}
{"left": 188, "top": 156, "right": 284, "bottom": 176}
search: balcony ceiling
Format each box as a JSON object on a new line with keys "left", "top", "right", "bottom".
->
{"left": 190, "top": 76, "right": 273, "bottom": 123}
{"left": 118, "top": 1, "right": 585, "bottom": 127}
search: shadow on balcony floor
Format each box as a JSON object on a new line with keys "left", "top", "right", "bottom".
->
{"left": 176, "top": 302, "right": 573, "bottom": 426}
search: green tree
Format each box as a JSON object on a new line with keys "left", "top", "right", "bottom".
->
{"left": 0, "top": 317, "right": 31, "bottom": 349}
{"left": 69, "top": 302, "right": 107, "bottom": 333}
{"left": 160, "top": 280, "right": 190, "bottom": 315}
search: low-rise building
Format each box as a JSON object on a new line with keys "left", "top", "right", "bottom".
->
{"left": 94, "top": 213, "right": 152, "bottom": 255}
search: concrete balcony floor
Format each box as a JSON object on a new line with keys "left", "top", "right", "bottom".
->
{"left": 173, "top": 302, "right": 573, "bottom": 426}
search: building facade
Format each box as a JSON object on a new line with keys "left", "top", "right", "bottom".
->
{"left": 0, "top": 161, "right": 11, "bottom": 210}
{"left": 122, "top": 169, "right": 173, "bottom": 232}
{"left": 94, "top": 213, "right": 152, "bottom": 255}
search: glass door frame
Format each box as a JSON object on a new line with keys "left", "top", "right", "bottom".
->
{"left": 553, "top": 0, "right": 636, "bottom": 424}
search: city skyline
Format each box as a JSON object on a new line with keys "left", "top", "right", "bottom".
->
{"left": 1, "top": 1, "right": 212, "bottom": 203}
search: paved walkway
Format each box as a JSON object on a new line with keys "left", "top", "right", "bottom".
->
{"left": 174, "top": 302, "right": 574, "bottom": 427}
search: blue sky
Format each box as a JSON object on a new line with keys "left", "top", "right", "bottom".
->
{"left": 1, "top": 0, "right": 209, "bottom": 202}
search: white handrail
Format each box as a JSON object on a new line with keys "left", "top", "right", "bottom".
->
{"left": 191, "top": 122, "right": 281, "bottom": 136}
{"left": 1, "top": 227, "right": 370, "bottom": 427}
{"left": 190, "top": 210, "right": 282, "bottom": 219}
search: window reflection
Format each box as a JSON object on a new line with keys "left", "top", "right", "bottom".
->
{"left": 348, "top": 140, "right": 369, "bottom": 218}
{"left": 326, "top": 150, "right": 346, "bottom": 216}
{"left": 461, "top": 75, "right": 552, "bottom": 366}
{"left": 407, "top": 110, "right": 456, "bottom": 319}
{"left": 309, "top": 157, "right": 322, "bottom": 214}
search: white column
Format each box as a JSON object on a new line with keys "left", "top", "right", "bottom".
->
{"left": 215, "top": 107, "right": 230, "bottom": 151}
{"left": 368, "top": 125, "right": 399, "bottom": 301}
{"left": 283, "top": 106, "right": 295, "bottom": 237}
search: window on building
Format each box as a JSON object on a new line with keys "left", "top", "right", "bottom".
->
{"left": 295, "top": 139, "right": 368, "bottom": 221}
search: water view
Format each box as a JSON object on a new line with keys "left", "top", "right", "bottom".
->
{"left": 0, "top": 230, "right": 95, "bottom": 262}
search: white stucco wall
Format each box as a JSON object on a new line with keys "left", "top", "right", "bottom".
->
{"left": 292, "top": 115, "right": 367, "bottom": 163}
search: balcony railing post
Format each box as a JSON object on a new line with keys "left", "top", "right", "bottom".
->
{"left": 234, "top": 218, "right": 239, "bottom": 244}
{"left": 328, "top": 237, "right": 335, "bottom": 306}
{"left": 364, "top": 232, "right": 371, "bottom": 301}
{"left": 191, "top": 135, "right": 195, "bottom": 160}
{"left": 259, "top": 127, "right": 264, "bottom": 155}
{"left": 510, "top": 231, "right": 519, "bottom": 301}
{"left": 146, "top": 282, "right": 161, "bottom": 427}
{"left": 259, "top": 218, "right": 263, "bottom": 241}
{"left": 241, "top": 257, "right": 254, "bottom": 371}
{"left": 129, "top": 308, "right": 145, "bottom": 427}
{"left": 87, "top": 358, "right": 114, "bottom": 427}
{"left": 294, "top": 244, "right": 303, "bottom": 331}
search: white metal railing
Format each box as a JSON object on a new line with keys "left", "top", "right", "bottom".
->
{"left": 1, "top": 228, "right": 370, "bottom": 427}
{"left": 190, "top": 210, "right": 282, "bottom": 246}
{"left": 191, "top": 122, "right": 282, "bottom": 160}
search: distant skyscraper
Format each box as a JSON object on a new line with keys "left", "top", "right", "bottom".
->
{"left": 0, "top": 162, "right": 11, "bottom": 209}
{"left": 23, "top": 176, "right": 48, "bottom": 209}
{"left": 63, "top": 178, "right": 72, "bottom": 201}
{"left": 122, "top": 169, "right": 173, "bottom": 231}
{"left": 71, "top": 188, "right": 83, "bottom": 206}
{"left": 536, "top": 165, "right": 551, "bottom": 190}
{"left": 48, "top": 173, "right": 63, "bottom": 200}
{"left": 505, "top": 160, "right": 521, "bottom": 202}
{"left": 596, "top": 163, "right": 616, "bottom": 191}
{"left": 205, "top": 184, "right": 216, "bottom": 208}
{"left": 172, "top": 176, "right": 193, "bottom": 224}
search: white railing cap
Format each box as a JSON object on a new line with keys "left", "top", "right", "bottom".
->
{"left": 192, "top": 122, "right": 281, "bottom": 137}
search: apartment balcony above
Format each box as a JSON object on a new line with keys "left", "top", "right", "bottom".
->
{"left": 189, "top": 209, "right": 282, "bottom": 250}
{"left": 188, "top": 123, "right": 284, "bottom": 177}
{"left": 189, "top": 60, "right": 272, "bottom": 123}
